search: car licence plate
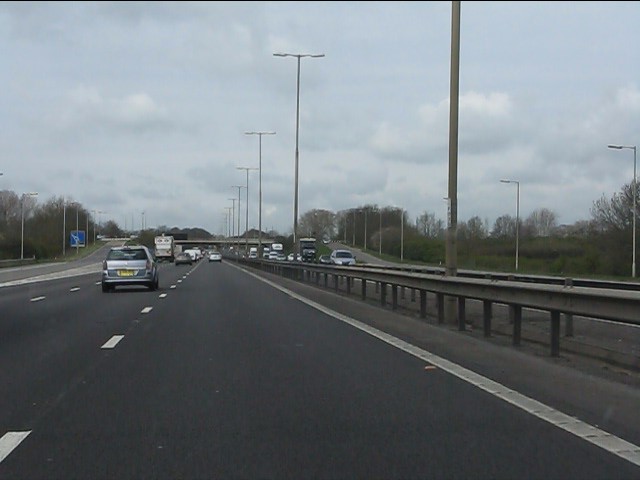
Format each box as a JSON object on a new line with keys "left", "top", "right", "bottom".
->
{"left": 117, "top": 270, "right": 135, "bottom": 277}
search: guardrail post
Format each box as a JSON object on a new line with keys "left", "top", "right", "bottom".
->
{"left": 564, "top": 278, "right": 574, "bottom": 337}
{"left": 483, "top": 301, "right": 492, "bottom": 337}
{"left": 324, "top": 273, "right": 328, "bottom": 288}
{"left": 420, "top": 290, "right": 427, "bottom": 318}
{"left": 401, "top": 286, "right": 406, "bottom": 300}
{"left": 346, "top": 277, "right": 352, "bottom": 295}
{"left": 392, "top": 285, "right": 398, "bottom": 311}
{"left": 457, "top": 297, "right": 466, "bottom": 331}
{"left": 437, "top": 293, "right": 444, "bottom": 324}
{"left": 334, "top": 275, "right": 339, "bottom": 293}
{"left": 380, "top": 283, "right": 387, "bottom": 307}
{"left": 511, "top": 305, "right": 522, "bottom": 346}
{"left": 361, "top": 279, "right": 367, "bottom": 300}
{"left": 551, "top": 310, "right": 561, "bottom": 357}
{"left": 411, "top": 288, "right": 416, "bottom": 302}
{"left": 375, "top": 282, "right": 379, "bottom": 294}
{"left": 315, "top": 271, "right": 320, "bottom": 285}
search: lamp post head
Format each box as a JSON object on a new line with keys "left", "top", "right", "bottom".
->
{"left": 273, "top": 52, "right": 325, "bottom": 58}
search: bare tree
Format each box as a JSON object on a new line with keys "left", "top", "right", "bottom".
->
{"left": 524, "top": 208, "right": 558, "bottom": 237}
{"left": 491, "top": 214, "right": 517, "bottom": 238}
{"left": 298, "top": 209, "right": 336, "bottom": 239}
{"left": 416, "top": 211, "right": 444, "bottom": 239}
{"left": 0, "top": 190, "right": 20, "bottom": 225}
{"left": 590, "top": 182, "right": 638, "bottom": 233}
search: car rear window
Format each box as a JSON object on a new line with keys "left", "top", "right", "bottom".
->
{"left": 336, "top": 251, "right": 353, "bottom": 258}
{"left": 107, "top": 249, "right": 148, "bottom": 261}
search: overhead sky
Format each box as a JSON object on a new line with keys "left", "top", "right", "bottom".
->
{"left": 0, "top": 1, "right": 638, "bottom": 235}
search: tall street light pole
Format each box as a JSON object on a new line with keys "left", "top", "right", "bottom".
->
{"left": 500, "top": 179, "right": 520, "bottom": 271}
{"left": 364, "top": 210, "right": 367, "bottom": 251}
{"left": 63, "top": 197, "right": 66, "bottom": 256}
{"left": 245, "top": 131, "right": 276, "bottom": 257}
{"left": 273, "top": 52, "right": 325, "bottom": 254}
{"left": 228, "top": 198, "right": 236, "bottom": 249}
{"left": 379, "top": 209, "right": 382, "bottom": 256}
{"left": 232, "top": 186, "right": 244, "bottom": 254}
{"left": 352, "top": 209, "right": 356, "bottom": 246}
{"left": 224, "top": 207, "right": 232, "bottom": 239}
{"left": 237, "top": 166, "right": 258, "bottom": 254}
{"left": 76, "top": 204, "right": 80, "bottom": 255}
{"left": 608, "top": 144, "right": 637, "bottom": 277}
{"left": 21, "top": 192, "right": 38, "bottom": 260}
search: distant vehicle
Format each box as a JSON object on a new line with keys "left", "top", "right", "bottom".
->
{"left": 271, "top": 243, "right": 284, "bottom": 253}
{"left": 299, "top": 237, "right": 317, "bottom": 262}
{"left": 208, "top": 251, "right": 222, "bottom": 262}
{"left": 318, "top": 254, "right": 331, "bottom": 264}
{"left": 287, "top": 253, "right": 295, "bottom": 261}
{"left": 174, "top": 252, "right": 192, "bottom": 266}
{"left": 102, "top": 245, "right": 159, "bottom": 292}
{"left": 183, "top": 248, "right": 200, "bottom": 261}
{"left": 263, "top": 247, "right": 270, "bottom": 258}
{"left": 277, "top": 253, "right": 287, "bottom": 261}
{"left": 154, "top": 234, "right": 175, "bottom": 262}
{"left": 248, "top": 247, "right": 258, "bottom": 259}
{"left": 330, "top": 249, "right": 356, "bottom": 266}
{"left": 268, "top": 251, "right": 279, "bottom": 260}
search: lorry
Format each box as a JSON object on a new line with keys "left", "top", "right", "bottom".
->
{"left": 299, "top": 237, "right": 317, "bottom": 263}
{"left": 154, "top": 234, "right": 175, "bottom": 262}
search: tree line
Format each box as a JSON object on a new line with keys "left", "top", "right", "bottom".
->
{"left": 1, "top": 181, "right": 637, "bottom": 277}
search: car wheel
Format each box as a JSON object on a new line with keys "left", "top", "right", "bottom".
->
{"left": 101, "top": 283, "right": 109, "bottom": 293}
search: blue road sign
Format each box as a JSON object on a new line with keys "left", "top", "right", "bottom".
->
{"left": 70, "top": 230, "right": 86, "bottom": 247}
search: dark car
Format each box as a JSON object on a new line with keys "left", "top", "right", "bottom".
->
{"left": 101, "top": 245, "right": 159, "bottom": 292}
{"left": 175, "top": 251, "right": 193, "bottom": 266}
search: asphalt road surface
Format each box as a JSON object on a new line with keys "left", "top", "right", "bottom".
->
{"left": 1, "top": 258, "right": 639, "bottom": 479}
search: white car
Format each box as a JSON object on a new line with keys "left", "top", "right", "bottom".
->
{"left": 208, "top": 251, "right": 222, "bottom": 262}
{"left": 330, "top": 249, "right": 356, "bottom": 266}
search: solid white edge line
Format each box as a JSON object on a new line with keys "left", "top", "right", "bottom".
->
{"left": 237, "top": 265, "right": 640, "bottom": 467}
{"left": 0, "top": 431, "right": 31, "bottom": 464}
{"left": 101, "top": 335, "right": 124, "bottom": 349}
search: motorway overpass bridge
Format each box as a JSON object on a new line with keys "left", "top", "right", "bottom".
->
{"left": 175, "top": 238, "right": 276, "bottom": 249}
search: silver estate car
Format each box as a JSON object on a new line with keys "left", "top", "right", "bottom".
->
{"left": 102, "top": 245, "right": 159, "bottom": 292}
{"left": 330, "top": 249, "right": 357, "bottom": 266}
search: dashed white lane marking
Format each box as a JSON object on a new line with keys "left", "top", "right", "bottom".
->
{"left": 95, "top": 281, "right": 101, "bottom": 285}
{"left": 30, "top": 296, "right": 46, "bottom": 302}
{"left": 141, "top": 306, "right": 153, "bottom": 314}
{"left": 101, "top": 335, "right": 124, "bottom": 349}
{"left": 170, "top": 285, "right": 176, "bottom": 289}
{"left": 0, "top": 431, "right": 31, "bottom": 464}
{"left": 237, "top": 265, "right": 640, "bottom": 468}
{"left": 177, "top": 280, "right": 182, "bottom": 283}
{"left": 159, "top": 293, "right": 167, "bottom": 299}
{"left": 70, "top": 287, "right": 80, "bottom": 292}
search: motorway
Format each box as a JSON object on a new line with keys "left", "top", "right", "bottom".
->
{"left": 1, "top": 257, "right": 640, "bottom": 478}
